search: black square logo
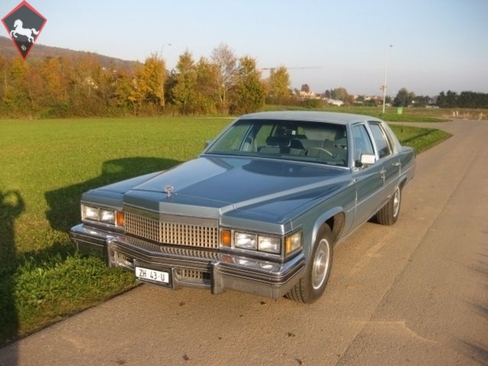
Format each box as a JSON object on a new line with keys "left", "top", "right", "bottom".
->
{"left": 2, "top": 1, "right": 47, "bottom": 60}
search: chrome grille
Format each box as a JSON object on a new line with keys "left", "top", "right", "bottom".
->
{"left": 127, "top": 237, "right": 220, "bottom": 260}
{"left": 125, "top": 212, "right": 219, "bottom": 249}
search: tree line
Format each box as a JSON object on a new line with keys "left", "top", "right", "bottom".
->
{"left": 0, "top": 43, "right": 298, "bottom": 118}
{"left": 1, "top": 43, "right": 487, "bottom": 118}
{"left": 436, "top": 90, "right": 488, "bottom": 109}
{"left": 392, "top": 88, "right": 488, "bottom": 109}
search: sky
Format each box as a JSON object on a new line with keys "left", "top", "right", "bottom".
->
{"left": 1, "top": 0, "right": 487, "bottom": 97}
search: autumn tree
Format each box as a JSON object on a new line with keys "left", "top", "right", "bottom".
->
{"left": 142, "top": 54, "right": 167, "bottom": 109}
{"left": 24, "top": 59, "right": 45, "bottom": 113}
{"left": 333, "top": 87, "right": 348, "bottom": 102}
{"left": 266, "top": 66, "right": 290, "bottom": 104}
{"left": 0, "top": 56, "right": 9, "bottom": 104}
{"left": 211, "top": 43, "right": 237, "bottom": 114}
{"left": 69, "top": 54, "right": 102, "bottom": 98}
{"left": 130, "top": 54, "right": 166, "bottom": 114}
{"left": 4, "top": 58, "right": 30, "bottom": 114}
{"left": 46, "top": 56, "right": 74, "bottom": 115}
{"left": 172, "top": 51, "right": 198, "bottom": 114}
{"left": 194, "top": 57, "right": 220, "bottom": 114}
{"left": 230, "top": 56, "right": 265, "bottom": 114}
{"left": 110, "top": 66, "right": 135, "bottom": 112}
{"left": 129, "top": 63, "right": 145, "bottom": 114}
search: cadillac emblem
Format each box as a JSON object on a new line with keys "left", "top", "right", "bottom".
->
{"left": 164, "top": 185, "right": 174, "bottom": 197}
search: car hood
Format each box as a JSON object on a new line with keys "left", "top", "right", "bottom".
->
{"left": 90, "top": 156, "right": 350, "bottom": 223}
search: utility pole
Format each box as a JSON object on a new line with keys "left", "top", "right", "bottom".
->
{"left": 382, "top": 45, "right": 393, "bottom": 114}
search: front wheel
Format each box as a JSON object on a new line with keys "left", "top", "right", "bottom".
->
{"left": 376, "top": 186, "right": 402, "bottom": 225}
{"left": 286, "top": 225, "right": 333, "bottom": 303}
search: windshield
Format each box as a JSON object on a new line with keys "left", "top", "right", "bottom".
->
{"left": 205, "top": 119, "right": 348, "bottom": 167}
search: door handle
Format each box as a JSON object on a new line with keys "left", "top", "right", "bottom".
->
{"left": 392, "top": 162, "right": 401, "bottom": 167}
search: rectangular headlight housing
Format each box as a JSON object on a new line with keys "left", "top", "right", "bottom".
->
{"left": 222, "top": 229, "right": 302, "bottom": 257}
{"left": 258, "top": 236, "right": 281, "bottom": 254}
{"left": 82, "top": 204, "right": 122, "bottom": 227}
{"left": 233, "top": 231, "right": 281, "bottom": 254}
{"left": 83, "top": 205, "right": 100, "bottom": 221}
{"left": 100, "top": 209, "right": 115, "bottom": 224}
{"left": 235, "top": 232, "right": 257, "bottom": 250}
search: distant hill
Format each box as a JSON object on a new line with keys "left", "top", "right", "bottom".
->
{"left": 0, "top": 35, "right": 138, "bottom": 68}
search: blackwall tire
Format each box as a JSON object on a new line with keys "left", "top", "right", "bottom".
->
{"left": 376, "top": 186, "right": 402, "bottom": 226}
{"left": 286, "top": 224, "right": 333, "bottom": 303}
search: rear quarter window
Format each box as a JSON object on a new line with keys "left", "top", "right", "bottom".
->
{"left": 369, "top": 123, "right": 392, "bottom": 159}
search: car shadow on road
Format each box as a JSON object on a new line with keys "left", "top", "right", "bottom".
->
{"left": 44, "top": 157, "right": 181, "bottom": 233}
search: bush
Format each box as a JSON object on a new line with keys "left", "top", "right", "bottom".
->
{"left": 301, "top": 98, "right": 325, "bottom": 109}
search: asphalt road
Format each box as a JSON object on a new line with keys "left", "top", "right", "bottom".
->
{"left": 1, "top": 119, "right": 487, "bottom": 366}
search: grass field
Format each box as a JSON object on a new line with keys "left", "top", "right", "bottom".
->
{"left": 265, "top": 105, "right": 488, "bottom": 122}
{"left": 0, "top": 115, "right": 451, "bottom": 345}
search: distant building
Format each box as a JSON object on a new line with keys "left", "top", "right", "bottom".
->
{"left": 298, "top": 90, "right": 320, "bottom": 99}
{"left": 326, "top": 99, "right": 344, "bottom": 106}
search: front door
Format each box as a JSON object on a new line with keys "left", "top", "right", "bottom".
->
{"left": 352, "top": 124, "right": 385, "bottom": 227}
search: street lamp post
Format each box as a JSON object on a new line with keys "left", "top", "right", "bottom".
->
{"left": 382, "top": 44, "right": 393, "bottom": 114}
{"left": 160, "top": 43, "right": 172, "bottom": 59}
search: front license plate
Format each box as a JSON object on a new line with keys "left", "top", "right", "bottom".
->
{"left": 135, "top": 266, "right": 170, "bottom": 285}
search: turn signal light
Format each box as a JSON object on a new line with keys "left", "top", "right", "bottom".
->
{"left": 115, "top": 212, "right": 125, "bottom": 227}
{"left": 221, "top": 230, "right": 231, "bottom": 246}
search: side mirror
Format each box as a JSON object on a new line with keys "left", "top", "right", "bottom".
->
{"left": 359, "top": 154, "right": 376, "bottom": 167}
{"left": 204, "top": 140, "right": 212, "bottom": 149}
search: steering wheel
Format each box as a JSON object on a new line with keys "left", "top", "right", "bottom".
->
{"left": 307, "top": 147, "right": 334, "bottom": 158}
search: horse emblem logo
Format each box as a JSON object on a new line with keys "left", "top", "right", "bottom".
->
{"left": 10, "top": 19, "right": 39, "bottom": 43}
{"left": 2, "top": 1, "right": 47, "bottom": 60}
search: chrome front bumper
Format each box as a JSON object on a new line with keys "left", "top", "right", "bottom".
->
{"left": 69, "top": 224, "right": 305, "bottom": 299}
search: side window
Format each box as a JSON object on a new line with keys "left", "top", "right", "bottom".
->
{"left": 209, "top": 123, "right": 249, "bottom": 152}
{"left": 352, "top": 125, "right": 375, "bottom": 165}
{"left": 369, "top": 123, "right": 392, "bottom": 159}
{"left": 255, "top": 123, "right": 274, "bottom": 146}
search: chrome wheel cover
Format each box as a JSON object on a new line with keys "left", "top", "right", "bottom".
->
{"left": 312, "top": 239, "right": 331, "bottom": 290}
{"left": 393, "top": 188, "right": 401, "bottom": 218}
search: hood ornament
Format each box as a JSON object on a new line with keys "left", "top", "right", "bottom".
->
{"left": 164, "top": 185, "right": 174, "bottom": 197}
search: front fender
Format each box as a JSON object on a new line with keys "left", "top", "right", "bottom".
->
{"left": 311, "top": 207, "right": 347, "bottom": 247}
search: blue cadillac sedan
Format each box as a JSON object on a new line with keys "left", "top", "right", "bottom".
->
{"left": 70, "top": 111, "right": 415, "bottom": 303}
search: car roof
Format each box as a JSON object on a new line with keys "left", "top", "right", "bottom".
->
{"left": 238, "top": 111, "right": 383, "bottom": 125}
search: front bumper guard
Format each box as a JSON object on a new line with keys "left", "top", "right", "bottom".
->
{"left": 70, "top": 224, "right": 305, "bottom": 299}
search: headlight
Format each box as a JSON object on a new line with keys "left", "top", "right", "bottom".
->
{"left": 235, "top": 232, "right": 257, "bottom": 250}
{"left": 100, "top": 209, "right": 115, "bottom": 224}
{"left": 82, "top": 204, "right": 123, "bottom": 226}
{"left": 234, "top": 232, "right": 281, "bottom": 254}
{"left": 224, "top": 229, "right": 301, "bottom": 257}
{"left": 258, "top": 236, "right": 281, "bottom": 254}
{"left": 83, "top": 205, "right": 100, "bottom": 221}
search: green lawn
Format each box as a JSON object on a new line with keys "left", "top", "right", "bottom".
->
{"left": 0, "top": 115, "right": 450, "bottom": 345}
{"left": 265, "top": 104, "right": 488, "bottom": 122}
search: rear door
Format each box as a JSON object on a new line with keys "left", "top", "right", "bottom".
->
{"left": 367, "top": 122, "right": 400, "bottom": 201}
